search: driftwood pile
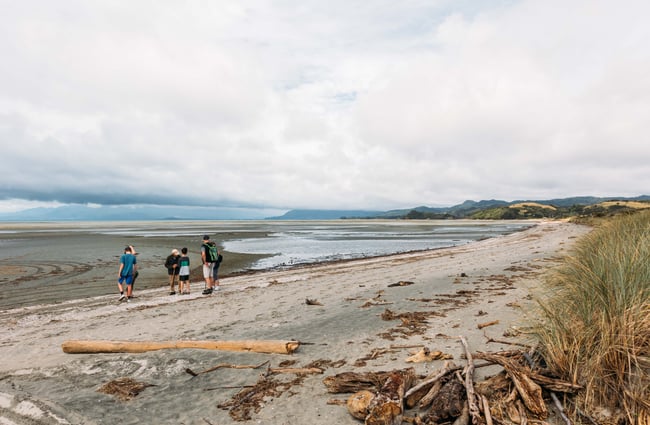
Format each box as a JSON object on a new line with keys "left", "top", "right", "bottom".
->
{"left": 323, "top": 336, "right": 581, "bottom": 425}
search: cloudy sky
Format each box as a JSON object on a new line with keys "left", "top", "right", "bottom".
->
{"left": 1, "top": 0, "right": 648, "bottom": 213}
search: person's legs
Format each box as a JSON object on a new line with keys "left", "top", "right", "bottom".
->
{"left": 202, "top": 263, "right": 214, "bottom": 294}
{"left": 125, "top": 275, "right": 134, "bottom": 299}
{"left": 168, "top": 271, "right": 176, "bottom": 294}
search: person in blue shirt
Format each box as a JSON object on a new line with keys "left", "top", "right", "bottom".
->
{"left": 117, "top": 246, "right": 137, "bottom": 302}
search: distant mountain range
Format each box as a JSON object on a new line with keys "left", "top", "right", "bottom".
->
{"left": 268, "top": 195, "right": 650, "bottom": 220}
{"left": 0, "top": 195, "right": 647, "bottom": 221}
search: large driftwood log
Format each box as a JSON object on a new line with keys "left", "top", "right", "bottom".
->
{"left": 62, "top": 339, "right": 300, "bottom": 355}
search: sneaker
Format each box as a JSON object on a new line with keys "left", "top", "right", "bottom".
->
{"left": 169, "top": 291, "right": 176, "bottom": 295}
{"left": 213, "top": 286, "right": 220, "bottom": 291}
{"left": 119, "top": 294, "right": 126, "bottom": 301}
{"left": 202, "top": 287, "right": 213, "bottom": 295}
{"left": 126, "top": 297, "right": 130, "bottom": 303}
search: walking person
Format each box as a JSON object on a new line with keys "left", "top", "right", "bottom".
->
{"left": 178, "top": 247, "right": 191, "bottom": 294}
{"left": 165, "top": 249, "right": 180, "bottom": 295}
{"left": 117, "top": 246, "right": 137, "bottom": 302}
{"left": 201, "top": 235, "right": 218, "bottom": 295}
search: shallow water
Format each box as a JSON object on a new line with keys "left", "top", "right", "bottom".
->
{"left": 0, "top": 219, "right": 533, "bottom": 309}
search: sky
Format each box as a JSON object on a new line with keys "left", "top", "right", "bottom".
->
{"left": 1, "top": 0, "right": 649, "bottom": 213}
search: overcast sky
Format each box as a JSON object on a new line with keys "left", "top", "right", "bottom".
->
{"left": 1, "top": 0, "right": 648, "bottom": 213}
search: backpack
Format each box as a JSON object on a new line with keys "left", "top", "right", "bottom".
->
{"left": 205, "top": 242, "right": 218, "bottom": 263}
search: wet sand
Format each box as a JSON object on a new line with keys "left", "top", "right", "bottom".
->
{"left": 0, "top": 220, "right": 590, "bottom": 424}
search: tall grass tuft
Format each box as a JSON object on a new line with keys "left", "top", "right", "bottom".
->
{"left": 534, "top": 210, "right": 650, "bottom": 424}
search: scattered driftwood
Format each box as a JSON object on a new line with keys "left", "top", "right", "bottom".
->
{"left": 387, "top": 281, "right": 414, "bottom": 287}
{"left": 306, "top": 298, "right": 323, "bottom": 306}
{"left": 62, "top": 339, "right": 300, "bottom": 355}
{"left": 326, "top": 338, "right": 583, "bottom": 424}
{"left": 98, "top": 377, "right": 154, "bottom": 401}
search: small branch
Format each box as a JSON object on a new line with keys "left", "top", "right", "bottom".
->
{"left": 550, "top": 392, "right": 572, "bottom": 425}
{"left": 186, "top": 361, "right": 269, "bottom": 377}
{"left": 481, "top": 395, "right": 493, "bottom": 425}
{"left": 459, "top": 336, "right": 482, "bottom": 425}
{"left": 477, "top": 320, "right": 499, "bottom": 329}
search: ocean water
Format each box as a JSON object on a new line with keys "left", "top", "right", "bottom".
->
{"left": 218, "top": 220, "right": 533, "bottom": 269}
{"left": 0, "top": 219, "right": 534, "bottom": 309}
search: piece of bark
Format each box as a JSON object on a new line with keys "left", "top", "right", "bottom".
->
{"left": 365, "top": 368, "right": 416, "bottom": 425}
{"left": 418, "top": 379, "right": 444, "bottom": 410}
{"left": 62, "top": 339, "right": 300, "bottom": 355}
{"left": 387, "top": 281, "right": 414, "bottom": 287}
{"left": 323, "top": 371, "right": 397, "bottom": 394}
{"left": 452, "top": 400, "right": 470, "bottom": 425}
{"left": 404, "top": 360, "right": 457, "bottom": 409}
{"left": 422, "top": 377, "right": 466, "bottom": 423}
{"left": 347, "top": 390, "right": 375, "bottom": 420}
{"left": 405, "top": 347, "right": 453, "bottom": 363}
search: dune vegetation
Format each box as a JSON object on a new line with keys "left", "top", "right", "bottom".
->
{"left": 534, "top": 210, "right": 649, "bottom": 424}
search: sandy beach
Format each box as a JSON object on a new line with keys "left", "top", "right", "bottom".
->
{"left": 0, "top": 220, "right": 590, "bottom": 425}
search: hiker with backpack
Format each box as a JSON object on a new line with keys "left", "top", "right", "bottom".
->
{"left": 164, "top": 249, "right": 180, "bottom": 295}
{"left": 201, "top": 235, "right": 219, "bottom": 295}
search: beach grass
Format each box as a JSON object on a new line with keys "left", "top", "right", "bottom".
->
{"left": 534, "top": 210, "right": 650, "bottom": 424}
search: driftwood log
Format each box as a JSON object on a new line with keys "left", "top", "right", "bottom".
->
{"left": 61, "top": 339, "right": 300, "bottom": 355}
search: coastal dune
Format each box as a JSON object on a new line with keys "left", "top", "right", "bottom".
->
{"left": 0, "top": 220, "right": 589, "bottom": 424}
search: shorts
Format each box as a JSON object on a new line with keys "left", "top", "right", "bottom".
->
{"left": 118, "top": 275, "right": 134, "bottom": 285}
{"left": 202, "top": 262, "right": 215, "bottom": 278}
{"left": 179, "top": 274, "right": 189, "bottom": 282}
{"left": 167, "top": 268, "right": 179, "bottom": 276}
{"left": 212, "top": 266, "right": 219, "bottom": 280}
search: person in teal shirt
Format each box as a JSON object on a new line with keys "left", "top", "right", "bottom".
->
{"left": 117, "top": 246, "right": 137, "bottom": 301}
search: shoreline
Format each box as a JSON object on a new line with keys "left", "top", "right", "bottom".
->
{"left": 0, "top": 220, "right": 590, "bottom": 424}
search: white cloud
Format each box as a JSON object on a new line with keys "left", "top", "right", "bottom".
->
{"left": 0, "top": 0, "right": 648, "bottom": 212}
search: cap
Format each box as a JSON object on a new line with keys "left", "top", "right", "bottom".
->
{"left": 172, "top": 249, "right": 179, "bottom": 255}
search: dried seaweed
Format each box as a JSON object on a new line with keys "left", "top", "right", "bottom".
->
{"left": 97, "top": 377, "right": 154, "bottom": 401}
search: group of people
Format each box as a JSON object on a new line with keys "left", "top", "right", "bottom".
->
{"left": 117, "top": 235, "right": 222, "bottom": 301}
{"left": 164, "top": 247, "right": 192, "bottom": 295}
{"left": 165, "top": 235, "right": 222, "bottom": 295}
